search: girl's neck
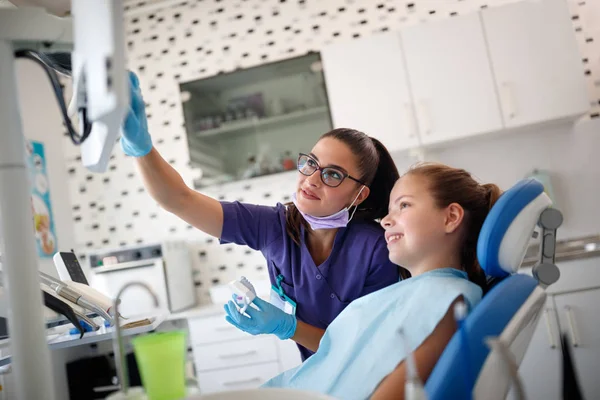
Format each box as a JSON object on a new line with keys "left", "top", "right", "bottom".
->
{"left": 407, "top": 251, "right": 462, "bottom": 278}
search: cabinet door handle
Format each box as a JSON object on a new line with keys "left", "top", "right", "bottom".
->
{"left": 223, "top": 377, "right": 262, "bottom": 387}
{"left": 417, "top": 100, "right": 432, "bottom": 135}
{"left": 543, "top": 308, "right": 556, "bottom": 349}
{"left": 404, "top": 102, "right": 415, "bottom": 139}
{"left": 93, "top": 385, "right": 120, "bottom": 393}
{"left": 564, "top": 306, "right": 580, "bottom": 347}
{"left": 218, "top": 350, "right": 257, "bottom": 359}
{"left": 501, "top": 82, "right": 517, "bottom": 119}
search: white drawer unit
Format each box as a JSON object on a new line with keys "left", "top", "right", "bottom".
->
{"left": 184, "top": 310, "right": 302, "bottom": 394}
{"left": 188, "top": 314, "right": 251, "bottom": 345}
{"left": 193, "top": 336, "right": 278, "bottom": 372}
{"left": 196, "top": 362, "right": 280, "bottom": 394}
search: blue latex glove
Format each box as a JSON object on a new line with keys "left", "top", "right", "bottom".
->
{"left": 224, "top": 296, "right": 297, "bottom": 340}
{"left": 121, "top": 71, "right": 153, "bottom": 157}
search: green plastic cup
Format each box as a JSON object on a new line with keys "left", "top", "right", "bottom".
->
{"left": 132, "top": 331, "right": 187, "bottom": 400}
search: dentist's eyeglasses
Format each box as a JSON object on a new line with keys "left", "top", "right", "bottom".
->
{"left": 297, "top": 153, "right": 367, "bottom": 188}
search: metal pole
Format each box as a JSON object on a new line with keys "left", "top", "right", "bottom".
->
{"left": 0, "top": 40, "right": 56, "bottom": 399}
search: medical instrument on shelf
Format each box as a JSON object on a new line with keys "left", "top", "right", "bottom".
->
{"left": 41, "top": 286, "right": 100, "bottom": 329}
{"left": 40, "top": 271, "right": 113, "bottom": 325}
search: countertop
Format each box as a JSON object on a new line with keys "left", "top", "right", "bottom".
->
{"left": 0, "top": 303, "right": 231, "bottom": 367}
{"left": 0, "top": 315, "right": 166, "bottom": 367}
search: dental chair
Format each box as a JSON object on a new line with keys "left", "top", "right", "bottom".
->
{"left": 425, "top": 178, "right": 563, "bottom": 400}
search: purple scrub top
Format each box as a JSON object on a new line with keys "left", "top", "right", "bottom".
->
{"left": 220, "top": 201, "right": 400, "bottom": 361}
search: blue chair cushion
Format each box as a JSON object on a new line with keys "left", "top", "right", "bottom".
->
{"left": 425, "top": 273, "right": 538, "bottom": 399}
{"left": 477, "top": 179, "right": 545, "bottom": 278}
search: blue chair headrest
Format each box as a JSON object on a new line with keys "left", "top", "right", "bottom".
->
{"left": 477, "top": 178, "right": 552, "bottom": 278}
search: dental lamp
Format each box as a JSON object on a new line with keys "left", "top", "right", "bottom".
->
{"left": 0, "top": 1, "right": 127, "bottom": 398}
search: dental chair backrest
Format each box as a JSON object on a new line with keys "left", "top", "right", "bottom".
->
{"left": 425, "top": 178, "right": 553, "bottom": 400}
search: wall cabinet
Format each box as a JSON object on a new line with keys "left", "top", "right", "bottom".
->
{"left": 322, "top": 0, "right": 588, "bottom": 153}
{"left": 481, "top": 0, "right": 589, "bottom": 129}
{"left": 401, "top": 12, "right": 503, "bottom": 145}
{"left": 321, "top": 32, "right": 419, "bottom": 152}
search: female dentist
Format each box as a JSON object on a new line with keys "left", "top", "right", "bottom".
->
{"left": 121, "top": 73, "right": 401, "bottom": 360}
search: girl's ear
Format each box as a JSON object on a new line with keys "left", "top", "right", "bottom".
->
{"left": 445, "top": 203, "right": 464, "bottom": 234}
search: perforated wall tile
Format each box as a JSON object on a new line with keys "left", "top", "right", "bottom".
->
{"left": 63, "top": 0, "right": 599, "bottom": 304}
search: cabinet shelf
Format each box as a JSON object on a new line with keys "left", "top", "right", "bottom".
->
{"left": 192, "top": 106, "right": 329, "bottom": 139}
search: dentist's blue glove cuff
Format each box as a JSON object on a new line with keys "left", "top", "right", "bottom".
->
{"left": 224, "top": 296, "right": 297, "bottom": 340}
{"left": 121, "top": 71, "right": 153, "bottom": 157}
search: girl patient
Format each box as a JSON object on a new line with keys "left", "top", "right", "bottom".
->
{"left": 226, "top": 162, "right": 503, "bottom": 399}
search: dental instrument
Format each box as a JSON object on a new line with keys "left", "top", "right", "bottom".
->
{"left": 41, "top": 287, "right": 100, "bottom": 331}
{"left": 42, "top": 291, "right": 86, "bottom": 338}
{"left": 40, "top": 271, "right": 114, "bottom": 325}
{"left": 398, "top": 327, "right": 428, "bottom": 400}
{"left": 0, "top": 271, "right": 91, "bottom": 336}
{"left": 53, "top": 250, "right": 118, "bottom": 316}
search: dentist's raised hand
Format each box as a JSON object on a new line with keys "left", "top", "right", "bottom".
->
{"left": 224, "top": 296, "right": 297, "bottom": 340}
{"left": 121, "top": 71, "right": 153, "bottom": 157}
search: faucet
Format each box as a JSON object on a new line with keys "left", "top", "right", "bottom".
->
{"left": 112, "top": 282, "right": 159, "bottom": 395}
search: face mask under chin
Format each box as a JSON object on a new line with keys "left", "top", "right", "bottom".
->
{"left": 292, "top": 186, "right": 366, "bottom": 230}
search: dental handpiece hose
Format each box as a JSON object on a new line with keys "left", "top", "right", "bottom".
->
{"left": 398, "top": 328, "right": 428, "bottom": 400}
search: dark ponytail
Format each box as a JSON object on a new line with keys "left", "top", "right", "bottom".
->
{"left": 284, "top": 128, "right": 400, "bottom": 245}
{"left": 359, "top": 138, "right": 401, "bottom": 221}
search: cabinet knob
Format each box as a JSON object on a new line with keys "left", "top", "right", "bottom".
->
{"left": 218, "top": 350, "right": 258, "bottom": 359}
{"left": 223, "top": 377, "right": 262, "bottom": 387}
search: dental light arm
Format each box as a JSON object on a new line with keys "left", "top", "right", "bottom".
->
{"left": 1, "top": 2, "right": 127, "bottom": 398}
{"left": 70, "top": 1, "right": 129, "bottom": 173}
{"left": 9, "top": 0, "right": 128, "bottom": 173}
